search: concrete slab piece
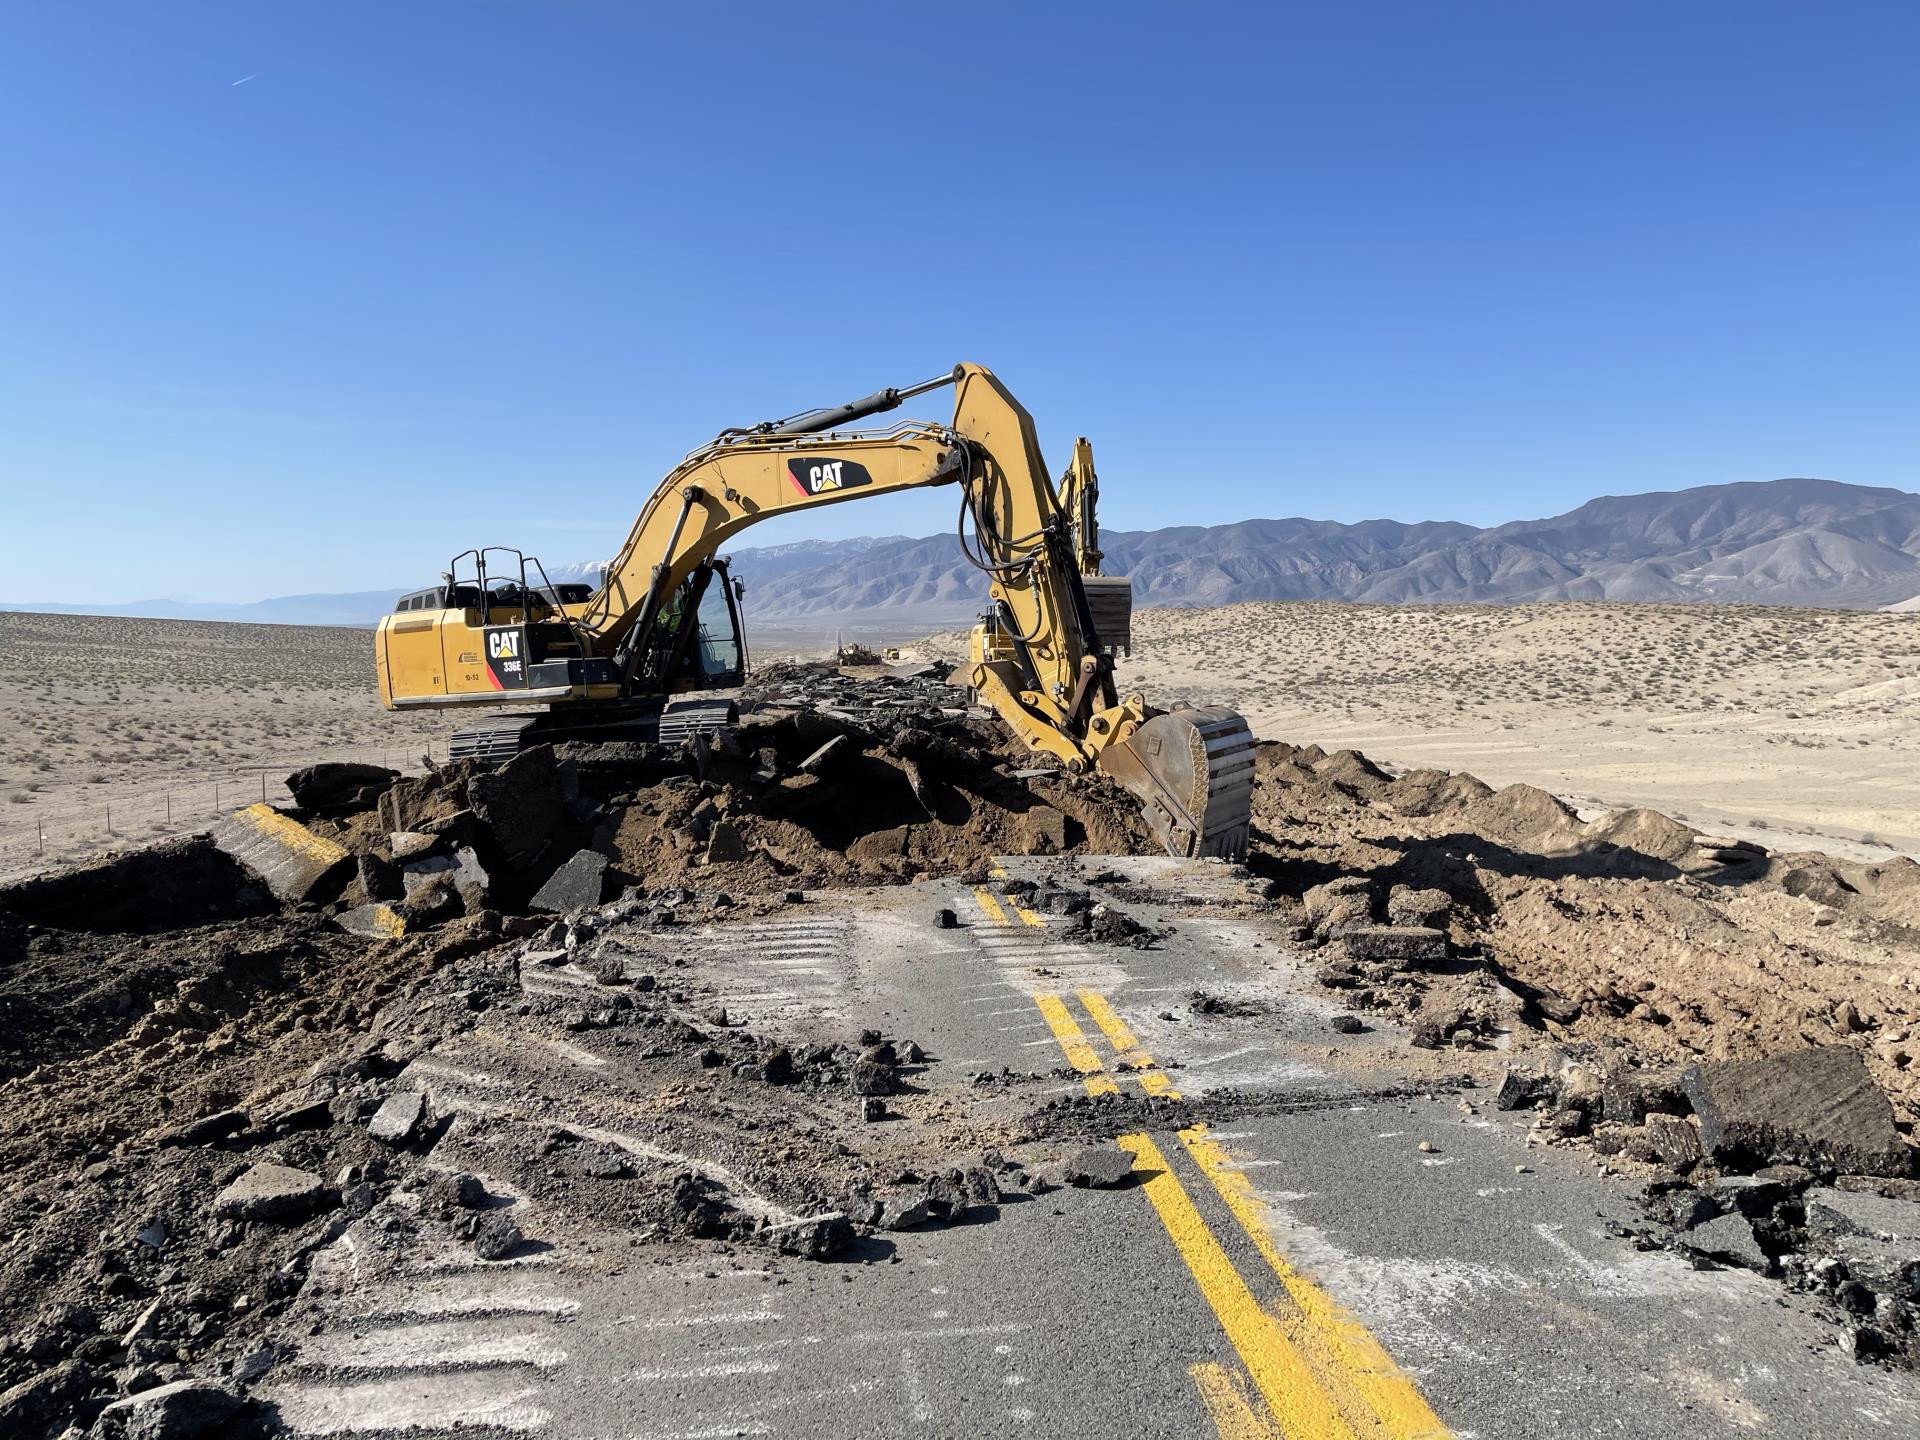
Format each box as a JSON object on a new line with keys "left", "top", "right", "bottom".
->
{"left": 211, "top": 804, "right": 353, "bottom": 905}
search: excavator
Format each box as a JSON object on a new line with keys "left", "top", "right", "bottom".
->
{"left": 374, "top": 364, "right": 1255, "bottom": 860}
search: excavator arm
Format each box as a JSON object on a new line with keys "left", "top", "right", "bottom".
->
{"left": 569, "top": 363, "right": 1255, "bottom": 859}
{"left": 377, "top": 363, "right": 1253, "bottom": 859}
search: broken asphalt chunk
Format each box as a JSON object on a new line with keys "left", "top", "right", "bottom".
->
{"left": 89, "top": 1377, "right": 249, "bottom": 1440}
{"left": 1679, "top": 1211, "right": 1771, "bottom": 1272}
{"left": 473, "top": 1212, "right": 524, "bottom": 1260}
{"left": 764, "top": 1212, "right": 853, "bottom": 1259}
{"left": 1064, "top": 1145, "right": 1135, "bottom": 1189}
{"left": 367, "top": 1089, "right": 427, "bottom": 1144}
{"left": 531, "top": 849, "right": 610, "bottom": 913}
{"left": 1495, "top": 1066, "right": 1552, "bottom": 1111}
{"left": 153, "top": 1108, "right": 249, "bottom": 1148}
{"left": 1684, "top": 1047, "right": 1913, "bottom": 1177}
{"left": 210, "top": 804, "right": 353, "bottom": 906}
{"left": 849, "top": 1059, "right": 896, "bottom": 1096}
{"left": 212, "top": 1163, "right": 330, "bottom": 1223}
{"left": 286, "top": 761, "right": 399, "bottom": 817}
{"left": 1341, "top": 925, "right": 1447, "bottom": 968}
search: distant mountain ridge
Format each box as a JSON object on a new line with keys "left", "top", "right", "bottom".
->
{"left": 10, "top": 481, "right": 1920, "bottom": 626}
{"left": 745, "top": 478, "right": 1920, "bottom": 617}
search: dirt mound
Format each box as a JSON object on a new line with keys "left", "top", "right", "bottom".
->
{"left": 0, "top": 838, "right": 272, "bottom": 935}
{"left": 1459, "top": 783, "right": 1586, "bottom": 851}
{"left": 1579, "top": 806, "right": 1702, "bottom": 865}
{"left": 275, "top": 663, "right": 1152, "bottom": 919}
{"left": 0, "top": 907, "right": 507, "bottom": 1420}
{"left": 1248, "top": 739, "right": 1920, "bottom": 1132}
{"left": 1382, "top": 768, "right": 1494, "bottom": 817}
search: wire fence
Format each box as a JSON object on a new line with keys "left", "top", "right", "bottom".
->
{"left": 0, "top": 735, "right": 457, "bottom": 877}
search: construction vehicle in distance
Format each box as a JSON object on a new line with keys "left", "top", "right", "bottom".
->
{"left": 374, "top": 364, "right": 1255, "bottom": 860}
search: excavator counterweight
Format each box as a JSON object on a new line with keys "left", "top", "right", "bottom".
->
{"left": 374, "top": 365, "right": 1257, "bottom": 861}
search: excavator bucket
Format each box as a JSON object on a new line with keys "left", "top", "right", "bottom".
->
{"left": 1098, "top": 705, "right": 1257, "bottom": 861}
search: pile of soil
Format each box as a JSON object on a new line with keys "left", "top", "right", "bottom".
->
{"left": 282, "top": 662, "right": 1152, "bottom": 930}
{"left": 0, "top": 900, "right": 505, "bottom": 1430}
{"left": 1244, "top": 739, "right": 1920, "bottom": 1126}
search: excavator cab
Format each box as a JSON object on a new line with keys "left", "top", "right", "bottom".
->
{"left": 636, "top": 559, "right": 748, "bottom": 694}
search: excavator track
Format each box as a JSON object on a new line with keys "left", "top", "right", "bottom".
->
{"left": 1098, "top": 704, "right": 1257, "bottom": 862}
{"left": 449, "top": 696, "right": 738, "bottom": 767}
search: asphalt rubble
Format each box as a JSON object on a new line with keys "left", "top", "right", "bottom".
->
{"left": 0, "top": 662, "right": 1160, "bottom": 1438}
{"left": 1252, "top": 738, "right": 1920, "bottom": 1367}
{"left": 4, "top": 663, "right": 1920, "bottom": 1435}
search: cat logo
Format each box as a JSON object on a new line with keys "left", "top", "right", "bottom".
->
{"left": 787, "top": 456, "right": 875, "bottom": 497}
{"left": 483, "top": 626, "right": 528, "bottom": 689}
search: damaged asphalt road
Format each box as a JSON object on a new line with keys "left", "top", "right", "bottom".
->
{"left": 189, "top": 865, "right": 1920, "bottom": 1435}
{"left": 6, "top": 661, "right": 1920, "bottom": 1436}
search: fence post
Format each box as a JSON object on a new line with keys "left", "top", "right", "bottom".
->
{"left": 37, "top": 818, "right": 43, "bottom": 856}
{"left": 260, "top": 772, "right": 267, "bottom": 803}
{"left": 214, "top": 780, "right": 220, "bottom": 811}
{"left": 106, "top": 803, "right": 112, "bottom": 836}
{"left": 166, "top": 790, "right": 172, "bottom": 824}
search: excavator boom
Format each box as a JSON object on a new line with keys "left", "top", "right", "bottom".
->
{"left": 375, "top": 364, "right": 1257, "bottom": 860}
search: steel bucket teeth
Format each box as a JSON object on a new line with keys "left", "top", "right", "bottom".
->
{"left": 1098, "top": 705, "right": 1257, "bottom": 861}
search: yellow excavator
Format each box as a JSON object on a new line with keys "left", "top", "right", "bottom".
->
{"left": 375, "top": 364, "right": 1254, "bottom": 859}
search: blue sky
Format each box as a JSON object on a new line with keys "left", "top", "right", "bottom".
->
{"left": 2, "top": 2, "right": 1915, "bottom": 602}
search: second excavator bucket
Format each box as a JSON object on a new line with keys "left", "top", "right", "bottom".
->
{"left": 1098, "top": 705, "right": 1257, "bottom": 861}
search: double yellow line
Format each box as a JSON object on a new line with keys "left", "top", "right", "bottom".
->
{"left": 972, "top": 883, "right": 1449, "bottom": 1440}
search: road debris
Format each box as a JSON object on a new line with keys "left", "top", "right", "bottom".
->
{"left": 8, "top": 658, "right": 1920, "bottom": 1433}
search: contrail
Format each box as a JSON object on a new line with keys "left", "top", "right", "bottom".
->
{"left": 232, "top": 72, "right": 259, "bottom": 87}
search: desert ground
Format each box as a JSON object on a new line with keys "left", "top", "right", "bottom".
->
{"left": 944, "top": 601, "right": 1920, "bottom": 861}
{"left": 0, "top": 612, "right": 447, "bottom": 877}
{"left": 9, "top": 601, "right": 1917, "bottom": 878}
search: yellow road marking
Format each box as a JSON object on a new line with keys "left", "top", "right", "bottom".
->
{"left": 1077, "top": 991, "right": 1142, "bottom": 1051}
{"left": 1190, "top": 1363, "right": 1283, "bottom": 1439}
{"left": 1119, "top": 1133, "right": 1360, "bottom": 1439}
{"left": 1033, "top": 994, "right": 1119, "bottom": 1096}
{"left": 988, "top": 864, "right": 1008, "bottom": 878}
{"left": 239, "top": 803, "right": 348, "bottom": 864}
{"left": 1180, "top": 1126, "right": 1452, "bottom": 1439}
{"left": 1077, "top": 990, "right": 1183, "bottom": 1099}
{"left": 973, "top": 888, "right": 1008, "bottom": 924}
{"left": 1012, "top": 901, "right": 1046, "bottom": 926}
{"left": 1002, "top": 911, "right": 1450, "bottom": 1437}
{"left": 368, "top": 904, "right": 408, "bottom": 938}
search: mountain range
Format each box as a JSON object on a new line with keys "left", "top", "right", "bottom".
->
{"left": 10, "top": 479, "right": 1920, "bottom": 627}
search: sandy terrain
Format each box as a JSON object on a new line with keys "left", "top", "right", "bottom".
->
{"left": 0, "top": 610, "right": 928, "bottom": 879}
{"left": 0, "top": 612, "right": 447, "bottom": 877}
{"left": 11, "top": 599, "right": 1917, "bottom": 878}
{"left": 941, "top": 601, "right": 1920, "bottom": 860}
